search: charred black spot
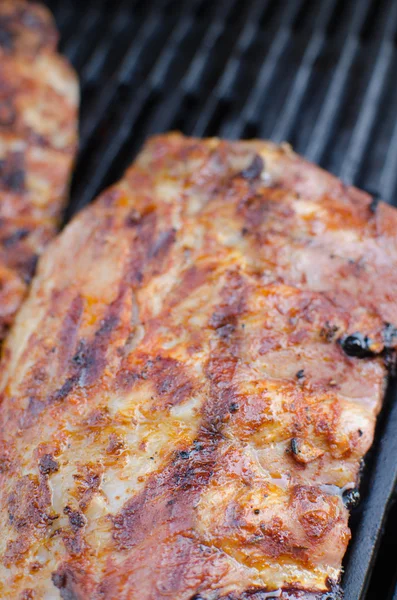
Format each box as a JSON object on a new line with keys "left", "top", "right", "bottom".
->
{"left": 296, "top": 369, "right": 305, "bottom": 380}
{"left": 177, "top": 441, "right": 204, "bottom": 461}
{"left": 340, "top": 333, "right": 376, "bottom": 358}
{"left": 342, "top": 487, "right": 360, "bottom": 509}
{"left": 72, "top": 340, "right": 89, "bottom": 367}
{"left": 178, "top": 450, "right": 190, "bottom": 459}
{"left": 320, "top": 321, "right": 339, "bottom": 342}
{"left": 229, "top": 402, "right": 239, "bottom": 413}
{"left": 39, "top": 454, "right": 59, "bottom": 476}
{"left": 64, "top": 506, "right": 86, "bottom": 531}
{"left": 290, "top": 437, "right": 299, "bottom": 455}
{"left": 2, "top": 228, "right": 29, "bottom": 248}
{"left": 240, "top": 155, "right": 264, "bottom": 180}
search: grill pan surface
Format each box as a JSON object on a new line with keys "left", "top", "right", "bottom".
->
{"left": 43, "top": 1, "right": 397, "bottom": 597}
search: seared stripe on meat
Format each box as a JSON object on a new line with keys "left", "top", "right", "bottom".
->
{"left": 0, "top": 134, "right": 396, "bottom": 599}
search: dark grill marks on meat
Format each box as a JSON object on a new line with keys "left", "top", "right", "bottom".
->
{"left": 107, "top": 273, "right": 247, "bottom": 596}
{"left": 1, "top": 135, "right": 397, "bottom": 597}
{"left": 5, "top": 474, "right": 57, "bottom": 566}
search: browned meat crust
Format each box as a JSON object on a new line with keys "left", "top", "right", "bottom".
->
{"left": 0, "top": 0, "right": 78, "bottom": 340}
{"left": 0, "top": 134, "right": 395, "bottom": 599}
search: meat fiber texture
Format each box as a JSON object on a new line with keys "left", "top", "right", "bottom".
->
{"left": 0, "top": 133, "right": 396, "bottom": 599}
{"left": 0, "top": 0, "right": 78, "bottom": 340}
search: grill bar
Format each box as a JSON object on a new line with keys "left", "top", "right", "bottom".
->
{"left": 304, "top": 0, "right": 373, "bottom": 164}
{"left": 43, "top": 1, "right": 397, "bottom": 597}
{"left": 379, "top": 100, "right": 397, "bottom": 205}
{"left": 339, "top": 0, "right": 397, "bottom": 186}
{"left": 79, "top": 5, "right": 162, "bottom": 145}
{"left": 149, "top": 2, "right": 266, "bottom": 133}
{"left": 270, "top": 0, "right": 346, "bottom": 144}
{"left": 224, "top": 0, "right": 306, "bottom": 140}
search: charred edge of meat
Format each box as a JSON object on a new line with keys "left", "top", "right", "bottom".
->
{"left": 342, "top": 488, "right": 360, "bottom": 510}
{"left": 239, "top": 155, "right": 264, "bottom": 180}
{"left": 340, "top": 327, "right": 397, "bottom": 368}
{"left": 340, "top": 333, "right": 376, "bottom": 359}
{"left": 384, "top": 349, "right": 397, "bottom": 376}
{"left": 196, "top": 582, "right": 343, "bottom": 599}
{"left": 369, "top": 193, "right": 381, "bottom": 214}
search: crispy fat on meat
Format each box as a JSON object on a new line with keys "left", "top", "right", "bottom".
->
{"left": 0, "top": 134, "right": 396, "bottom": 599}
{"left": 0, "top": 0, "right": 78, "bottom": 340}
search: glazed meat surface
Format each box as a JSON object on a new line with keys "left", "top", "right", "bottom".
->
{"left": 0, "top": 134, "right": 396, "bottom": 599}
{"left": 0, "top": 0, "right": 78, "bottom": 340}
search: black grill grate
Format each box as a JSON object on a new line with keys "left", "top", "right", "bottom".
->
{"left": 44, "top": 1, "right": 397, "bottom": 597}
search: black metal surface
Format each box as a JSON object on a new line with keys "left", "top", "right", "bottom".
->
{"left": 43, "top": 1, "right": 397, "bottom": 598}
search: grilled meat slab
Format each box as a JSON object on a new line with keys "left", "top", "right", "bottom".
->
{"left": 0, "top": 134, "right": 396, "bottom": 599}
{"left": 0, "top": 0, "right": 78, "bottom": 340}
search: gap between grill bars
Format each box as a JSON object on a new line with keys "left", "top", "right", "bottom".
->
{"left": 45, "top": 1, "right": 397, "bottom": 598}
